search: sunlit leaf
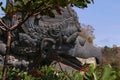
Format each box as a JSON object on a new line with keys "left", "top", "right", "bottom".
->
{"left": 101, "top": 65, "right": 112, "bottom": 80}
{"left": 13, "top": 1, "right": 23, "bottom": 7}
{"left": 23, "top": 0, "right": 30, "bottom": 5}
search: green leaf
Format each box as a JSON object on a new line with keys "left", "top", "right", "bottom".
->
{"left": 93, "top": 73, "right": 98, "bottom": 80}
{"left": 0, "top": 2, "right": 2, "bottom": 6}
{"left": 101, "top": 65, "right": 112, "bottom": 80}
{"left": 23, "top": 0, "right": 30, "bottom": 5}
{"left": 1, "top": 7, "right": 6, "bottom": 13}
{"left": 86, "top": 0, "right": 91, "bottom": 3}
{"left": 13, "top": 1, "right": 23, "bottom": 7}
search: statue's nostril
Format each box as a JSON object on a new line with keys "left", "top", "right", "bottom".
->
{"left": 79, "top": 40, "right": 86, "bottom": 46}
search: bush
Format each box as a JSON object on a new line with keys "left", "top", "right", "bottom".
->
{"left": 0, "top": 64, "right": 120, "bottom": 80}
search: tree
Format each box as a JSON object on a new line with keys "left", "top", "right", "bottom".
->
{"left": 0, "top": 0, "right": 94, "bottom": 34}
{"left": 80, "top": 24, "right": 95, "bottom": 44}
{"left": 0, "top": 0, "right": 94, "bottom": 19}
{"left": 0, "top": 0, "right": 94, "bottom": 80}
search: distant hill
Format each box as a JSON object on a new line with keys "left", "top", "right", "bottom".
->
{"left": 102, "top": 46, "right": 120, "bottom": 66}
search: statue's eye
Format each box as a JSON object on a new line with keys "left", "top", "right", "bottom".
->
{"left": 51, "top": 29, "right": 59, "bottom": 35}
{"left": 48, "top": 28, "right": 60, "bottom": 37}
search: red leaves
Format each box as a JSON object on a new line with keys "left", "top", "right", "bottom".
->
{"left": 55, "top": 6, "right": 62, "bottom": 15}
{"left": 78, "top": 66, "right": 89, "bottom": 72}
{"left": 29, "top": 69, "right": 44, "bottom": 78}
{"left": 29, "top": 70, "right": 38, "bottom": 77}
{"left": 79, "top": 68, "right": 85, "bottom": 71}
{"left": 14, "top": 75, "right": 22, "bottom": 80}
{"left": 85, "top": 66, "right": 89, "bottom": 71}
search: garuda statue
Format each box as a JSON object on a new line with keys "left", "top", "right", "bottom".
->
{"left": 0, "top": 5, "right": 101, "bottom": 70}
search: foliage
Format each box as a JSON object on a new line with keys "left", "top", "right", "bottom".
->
{"left": 82, "top": 64, "right": 120, "bottom": 80}
{"left": 0, "top": 0, "right": 94, "bottom": 18}
{"left": 83, "top": 64, "right": 117, "bottom": 80}
{"left": 0, "top": 67, "right": 35, "bottom": 80}
{"left": 0, "top": 64, "right": 120, "bottom": 80}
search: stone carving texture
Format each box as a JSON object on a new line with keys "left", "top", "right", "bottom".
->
{"left": 0, "top": 6, "right": 101, "bottom": 69}
{"left": 0, "top": 6, "right": 83, "bottom": 68}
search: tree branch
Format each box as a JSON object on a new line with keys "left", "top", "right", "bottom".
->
{"left": 12, "top": 4, "right": 42, "bottom": 31}
{"left": 10, "top": 19, "right": 21, "bottom": 30}
{"left": 0, "top": 19, "right": 9, "bottom": 29}
{"left": 0, "top": 26, "right": 6, "bottom": 31}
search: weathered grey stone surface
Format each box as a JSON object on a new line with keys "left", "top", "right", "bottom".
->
{"left": 69, "top": 40, "right": 102, "bottom": 64}
{"left": 0, "top": 41, "right": 6, "bottom": 66}
{"left": 0, "top": 41, "right": 6, "bottom": 55}
{"left": 0, "top": 5, "right": 101, "bottom": 69}
{"left": 0, "top": 6, "right": 82, "bottom": 68}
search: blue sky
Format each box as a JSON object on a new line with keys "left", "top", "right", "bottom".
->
{"left": 74, "top": 0, "right": 120, "bottom": 47}
{"left": 0, "top": 0, "right": 120, "bottom": 47}
{"left": 0, "top": 0, "right": 5, "bottom": 17}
